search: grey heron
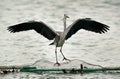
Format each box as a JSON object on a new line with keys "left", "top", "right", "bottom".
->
{"left": 7, "top": 14, "right": 110, "bottom": 65}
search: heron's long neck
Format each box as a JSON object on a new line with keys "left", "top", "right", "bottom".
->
{"left": 63, "top": 18, "right": 66, "bottom": 32}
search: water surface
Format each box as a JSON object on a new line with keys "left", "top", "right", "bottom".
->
{"left": 0, "top": 0, "right": 120, "bottom": 79}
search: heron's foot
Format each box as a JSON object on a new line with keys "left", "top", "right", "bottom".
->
{"left": 63, "top": 57, "right": 71, "bottom": 61}
{"left": 54, "top": 62, "right": 61, "bottom": 66}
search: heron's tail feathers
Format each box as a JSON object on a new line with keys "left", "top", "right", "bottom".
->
{"left": 49, "top": 42, "right": 54, "bottom": 45}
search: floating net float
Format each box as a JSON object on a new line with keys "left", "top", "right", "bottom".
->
{"left": 0, "top": 59, "right": 120, "bottom": 74}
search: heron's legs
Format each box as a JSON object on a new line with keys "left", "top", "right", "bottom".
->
{"left": 54, "top": 47, "right": 60, "bottom": 66}
{"left": 60, "top": 46, "right": 70, "bottom": 61}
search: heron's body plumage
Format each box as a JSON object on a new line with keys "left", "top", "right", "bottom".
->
{"left": 56, "top": 32, "right": 66, "bottom": 47}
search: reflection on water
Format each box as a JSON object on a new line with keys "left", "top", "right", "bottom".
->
{"left": 0, "top": 0, "right": 120, "bottom": 79}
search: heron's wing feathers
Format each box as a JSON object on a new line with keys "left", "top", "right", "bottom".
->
{"left": 7, "top": 21, "right": 58, "bottom": 40}
{"left": 65, "top": 18, "right": 110, "bottom": 40}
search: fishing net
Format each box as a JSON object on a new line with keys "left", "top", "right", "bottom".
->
{"left": 32, "top": 59, "right": 103, "bottom": 69}
{"left": 21, "top": 59, "right": 104, "bottom": 74}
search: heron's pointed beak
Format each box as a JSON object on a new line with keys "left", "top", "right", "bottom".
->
{"left": 66, "top": 15, "right": 69, "bottom": 18}
{"left": 64, "top": 14, "right": 69, "bottom": 19}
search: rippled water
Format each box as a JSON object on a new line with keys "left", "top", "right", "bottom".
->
{"left": 0, "top": 0, "right": 120, "bottom": 79}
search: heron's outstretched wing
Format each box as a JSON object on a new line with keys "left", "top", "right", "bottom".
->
{"left": 7, "top": 21, "right": 58, "bottom": 40}
{"left": 65, "top": 18, "right": 110, "bottom": 40}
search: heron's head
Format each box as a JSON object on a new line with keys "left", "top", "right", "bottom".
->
{"left": 64, "top": 14, "right": 69, "bottom": 19}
